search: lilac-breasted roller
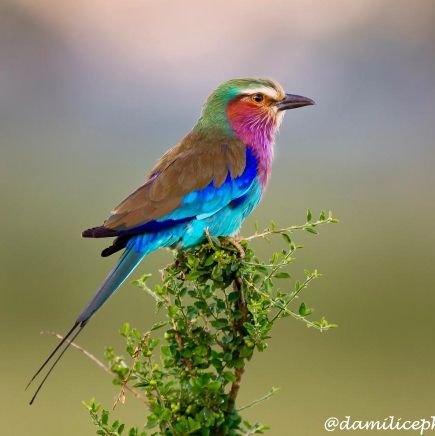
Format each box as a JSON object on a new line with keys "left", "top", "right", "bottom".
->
{"left": 27, "top": 78, "right": 314, "bottom": 403}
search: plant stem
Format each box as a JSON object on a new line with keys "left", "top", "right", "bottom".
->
{"left": 42, "top": 331, "right": 149, "bottom": 405}
{"left": 228, "top": 277, "right": 248, "bottom": 409}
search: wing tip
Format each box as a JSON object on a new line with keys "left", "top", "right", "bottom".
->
{"left": 82, "top": 226, "right": 118, "bottom": 238}
{"left": 101, "top": 236, "right": 129, "bottom": 257}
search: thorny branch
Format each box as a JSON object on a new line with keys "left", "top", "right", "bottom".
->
{"left": 42, "top": 331, "right": 149, "bottom": 406}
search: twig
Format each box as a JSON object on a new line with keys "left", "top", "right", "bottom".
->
{"left": 242, "top": 279, "right": 325, "bottom": 331}
{"left": 42, "top": 331, "right": 149, "bottom": 406}
{"left": 262, "top": 246, "right": 296, "bottom": 285}
{"left": 237, "top": 387, "right": 279, "bottom": 411}
{"left": 113, "top": 332, "right": 150, "bottom": 410}
{"left": 270, "top": 273, "right": 317, "bottom": 323}
{"left": 243, "top": 217, "right": 338, "bottom": 241}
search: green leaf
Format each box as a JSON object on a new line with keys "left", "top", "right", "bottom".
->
{"left": 223, "top": 371, "right": 236, "bottom": 382}
{"left": 120, "top": 322, "right": 130, "bottom": 337}
{"left": 151, "top": 320, "right": 168, "bottom": 331}
{"left": 306, "top": 209, "right": 312, "bottom": 222}
{"left": 211, "top": 319, "right": 228, "bottom": 329}
{"left": 101, "top": 409, "right": 109, "bottom": 425}
{"left": 281, "top": 232, "right": 292, "bottom": 244}
{"left": 194, "top": 300, "right": 209, "bottom": 311}
{"left": 274, "top": 272, "right": 290, "bottom": 279}
{"left": 298, "top": 302, "right": 313, "bottom": 317}
{"left": 228, "top": 291, "right": 240, "bottom": 303}
{"left": 185, "top": 271, "right": 202, "bottom": 281}
{"left": 204, "top": 254, "right": 215, "bottom": 266}
{"left": 305, "top": 226, "right": 318, "bottom": 235}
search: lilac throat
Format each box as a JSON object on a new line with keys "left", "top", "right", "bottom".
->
{"left": 230, "top": 115, "right": 276, "bottom": 187}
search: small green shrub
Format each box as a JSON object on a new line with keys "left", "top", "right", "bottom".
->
{"left": 83, "top": 210, "right": 338, "bottom": 435}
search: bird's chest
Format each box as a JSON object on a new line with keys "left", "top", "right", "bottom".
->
{"left": 205, "top": 179, "right": 263, "bottom": 236}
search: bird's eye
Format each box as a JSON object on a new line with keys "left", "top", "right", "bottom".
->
{"left": 252, "top": 93, "right": 264, "bottom": 103}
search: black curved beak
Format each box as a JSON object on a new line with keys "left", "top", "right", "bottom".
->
{"left": 276, "top": 93, "right": 315, "bottom": 111}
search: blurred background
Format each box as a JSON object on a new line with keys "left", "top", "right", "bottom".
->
{"left": 1, "top": 0, "right": 435, "bottom": 434}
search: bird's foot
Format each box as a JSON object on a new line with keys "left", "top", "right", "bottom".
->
{"left": 225, "top": 236, "right": 245, "bottom": 259}
{"left": 204, "top": 229, "right": 245, "bottom": 258}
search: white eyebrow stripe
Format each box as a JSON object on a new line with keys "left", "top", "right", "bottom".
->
{"left": 246, "top": 87, "right": 279, "bottom": 100}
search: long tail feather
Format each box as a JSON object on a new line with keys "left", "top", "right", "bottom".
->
{"left": 27, "top": 247, "right": 145, "bottom": 404}
{"left": 29, "top": 324, "right": 85, "bottom": 405}
{"left": 76, "top": 248, "right": 146, "bottom": 323}
{"left": 25, "top": 321, "right": 81, "bottom": 392}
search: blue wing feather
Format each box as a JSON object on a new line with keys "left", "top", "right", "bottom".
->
{"left": 116, "top": 147, "right": 258, "bottom": 235}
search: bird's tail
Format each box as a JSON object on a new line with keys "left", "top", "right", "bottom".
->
{"left": 26, "top": 247, "right": 146, "bottom": 405}
{"left": 77, "top": 248, "right": 146, "bottom": 324}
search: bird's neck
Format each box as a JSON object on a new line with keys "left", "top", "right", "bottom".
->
{"left": 245, "top": 134, "right": 274, "bottom": 188}
{"left": 194, "top": 105, "right": 279, "bottom": 187}
{"left": 226, "top": 108, "right": 278, "bottom": 187}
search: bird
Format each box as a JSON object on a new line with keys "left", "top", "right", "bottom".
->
{"left": 27, "top": 77, "right": 314, "bottom": 404}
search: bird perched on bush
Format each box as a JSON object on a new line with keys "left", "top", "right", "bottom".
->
{"left": 27, "top": 77, "right": 314, "bottom": 403}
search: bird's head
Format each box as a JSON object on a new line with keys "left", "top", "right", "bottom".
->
{"left": 197, "top": 77, "right": 314, "bottom": 146}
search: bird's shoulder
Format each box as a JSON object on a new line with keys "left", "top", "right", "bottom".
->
{"left": 148, "top": 129, "right": 246, "bottom": 186}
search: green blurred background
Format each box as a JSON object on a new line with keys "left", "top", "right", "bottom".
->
{"left": 1, "top": 0, "right": 435, "bottom": 434}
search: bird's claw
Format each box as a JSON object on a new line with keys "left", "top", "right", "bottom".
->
{"left": 226, "top": 236, "right": 245, "bottom": 258}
